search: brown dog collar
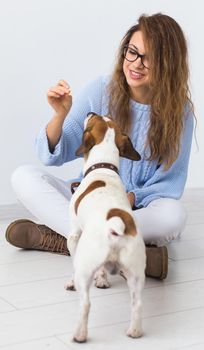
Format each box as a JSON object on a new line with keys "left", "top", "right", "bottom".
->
{"left": 84, "top": 163, "right": 119, "bottom": 178}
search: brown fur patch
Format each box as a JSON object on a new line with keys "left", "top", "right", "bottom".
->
{"left": 75, "top": 180, "right": 106, "bottom": 214}
{"left": 86, "top": 116, "right": 108, "bottom": 145}
{"left": 106, "top": 208, "right": 137, "bottom": 236}
{"left": 106, "top": 119, "right": 141, "bottom": 161}
{"left": 75, "top": 116, "right": 108, "bottom": 156}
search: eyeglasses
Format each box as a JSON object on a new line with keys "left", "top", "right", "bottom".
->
{"left": 123, "top": 45, "right": 150, "bottom": 69}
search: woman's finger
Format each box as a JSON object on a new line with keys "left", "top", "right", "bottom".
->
{"left": 58, "top": 79, "right": 70, "bottom": 89}
{"left": 49, "top": 86, "right": 70, "bottom": 95}
{"left": 47, "top": 90, "right": 61, "bottom": 98}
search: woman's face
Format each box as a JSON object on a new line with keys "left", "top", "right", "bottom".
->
{"left": 123, "top": 30, "right": 150, "bottom": 102}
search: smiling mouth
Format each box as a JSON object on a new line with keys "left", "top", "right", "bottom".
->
{"left": 129, "top": 70, "right": 145, "bottom": 79}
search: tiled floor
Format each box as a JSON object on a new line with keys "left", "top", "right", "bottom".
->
{"left": 0, "top": 189, "right": 204, "bottom": 349}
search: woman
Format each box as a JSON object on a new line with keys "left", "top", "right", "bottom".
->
{"left": 5, "top": 13, "right": 195, "bottom": 280}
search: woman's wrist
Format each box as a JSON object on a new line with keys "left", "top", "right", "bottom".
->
{"left": 52, "top": 112, "right": 67, "bottom": 122}
{"left": 127, "top": 192, "right": 135, "bottom": 208}
{"left": 46, "top": 113, "right": 66, "bottom": 152}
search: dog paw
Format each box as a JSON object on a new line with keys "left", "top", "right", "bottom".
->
{"left": 95, "top": 277, "right": 110, "bottom": 289}
{"left": 126, "top": 327, "right": 143, "bottom": 338}
{"left": 64, "top": 280, "right": 76, "bottom": 291}
{"left": 73, "top": 336, "right": 87, "bottom": 343}
{"left": 73, "top": 331, "right": 87, "bottom": 343}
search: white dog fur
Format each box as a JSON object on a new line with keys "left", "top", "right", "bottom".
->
{"left": 65, "top": 113, "right": 146, "bottom": 342}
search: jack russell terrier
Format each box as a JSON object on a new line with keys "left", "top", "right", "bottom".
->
{"left": 65, "top": 113, "right": 146, "bottom": 342}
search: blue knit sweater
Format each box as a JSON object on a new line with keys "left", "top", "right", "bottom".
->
{"left": 36, "top": 76, "right": 194, "bottom": 208}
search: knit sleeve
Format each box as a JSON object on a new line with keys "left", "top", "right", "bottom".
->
{"left": 131, "top": 109, "right": 194, "bottom": 208}
{"left": 35, "top": 76, "right": 104, "bottom": 166}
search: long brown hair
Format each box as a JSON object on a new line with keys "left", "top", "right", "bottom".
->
{"left": 108, "top": 13, "right": 194, "bottom": 169}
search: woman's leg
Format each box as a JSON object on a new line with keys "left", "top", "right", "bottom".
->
{"left": 11, "top": 164, "right": 72, "bottom": 237}
{"left": 133, "top": 198, "right": 187, "bottom": 279}
{"left": 6, "top": 164, "right": 74, "bottom": 254}
{"left": 133, "top": 198, "right": 187, "bottom": 246}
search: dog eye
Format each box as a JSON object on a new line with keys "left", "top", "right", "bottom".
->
{"left": 87, "top": 112, "right": 96, "bottom": 118}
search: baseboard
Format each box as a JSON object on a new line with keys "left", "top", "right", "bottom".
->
{"left": 0, "top": 203, "right": 36, "bottom": 221}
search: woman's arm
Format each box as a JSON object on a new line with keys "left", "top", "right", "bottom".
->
{"left": 46, "top": 80, "right": 73, "bottom": 152}
{"left": 35, "top": 76, "right": 104, "bottom": 166}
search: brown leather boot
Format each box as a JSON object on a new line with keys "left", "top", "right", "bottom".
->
{"left": 5, "top": 219, "right": 69, "bottom": 256}
{"left": 145, "top": 245, "right": 168, "bottom": 280}
{"left": 120, "top": 245, "right": 168, "bottom": 280}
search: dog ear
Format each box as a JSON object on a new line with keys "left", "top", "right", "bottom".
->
{"left": 75, "top": 131, "right": 95, "bottom": 156}
{"left": 116, "top": 134, "right": 141, "bottom": 161}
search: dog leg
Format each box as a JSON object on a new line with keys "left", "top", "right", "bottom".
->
{"left": 64, "top": 276, "right": 76, "bottom": 291}
{"left": 126, "top": 272, "right": 144, "bottom": 338}
{"left": 65, "top": 224, "right": 82, "bottom": 291}
{"left": 72, "top": 235, "right": 108, "bottom": 342}
{"left": 94, "top": 266, "right": 110, "bottom": 289}
{"left": 73, "top": 271, "right": 93, "bottom": 343}
{"left": 67, "top": 227, "right": 82, "bottom": 257}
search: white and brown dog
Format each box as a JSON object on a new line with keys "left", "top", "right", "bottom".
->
{"left": 65, "top": 113, "right": 146, "bottom": 342}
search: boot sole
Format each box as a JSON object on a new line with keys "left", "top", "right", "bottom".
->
{"left": 145, "top": 245, "right": 168, "bottom": 280}
{"left": 5, "top": 219, "right": 35, "bottom": 246}
{"left": 159, "top": 246, "right": 168, "bottom": 280}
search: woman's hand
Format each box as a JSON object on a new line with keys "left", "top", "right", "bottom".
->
{"left": 127, "top": 192, "right": 135, "bottom": 208}
{"left": 47, "top": 80, "right": 72, "bottom": 119}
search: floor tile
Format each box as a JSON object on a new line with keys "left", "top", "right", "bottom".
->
{"left": 0, "top": 297, "right": 15, "bottom": 313}
{"left": 58, "top": 307, "right": 204, "bottom": 350}
{"left": 0, "top": 242, "right": 61, "bottom": 265}
{"left": 181, "top": 223, "right": 204, "bottom": 241}
{"left": 0, "top": 254, "right": 71, "bottom": 286}
{"left": 0, "top": 337, "right": 71, "bottom": 350}
{"left": 0, "top": 274, "right": 127, "bottom": 309}
{"left": 185, "top": 211, "right": 204, "bottom": 225}
{"left": 166, "top": 257, "right": 204, "bottom": 283}
{"left": 175, "top": 344, "right": 204, "bottom": 350}
{"left": 1, "top": 279, "right": 204, "bottom": 347}
{"left": 168, "top": 239, "right": 204, "bottom": 260}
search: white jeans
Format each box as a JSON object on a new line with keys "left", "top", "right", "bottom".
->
{"left": 11, "top": 165, "right": 187, "bottom": 247}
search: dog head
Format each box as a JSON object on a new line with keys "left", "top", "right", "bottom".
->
{"left": 76, "top": 113, "right": 141, "bottom": 161}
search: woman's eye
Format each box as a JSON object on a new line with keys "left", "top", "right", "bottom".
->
{"left": 128, "top": 50, "right": 136, "bottom": 55}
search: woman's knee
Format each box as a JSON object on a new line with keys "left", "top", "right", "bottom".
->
{"left": 161, "top": 199, "right": 187, "bottom": 233}
{"left": 150, "top": 198, "right": 187, "bottom": 244}
{"left": 135, "top": 198, "right": 187, "bottom": 246}
{"left": 11, "top": 165, "right": 44, "bottom": 198}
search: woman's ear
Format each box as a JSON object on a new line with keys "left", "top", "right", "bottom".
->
{"left": 75, "top": 131, "right": 95, "bottom": 156}
{"left": 116, "top": 133, "right": 141, "bottom": 161}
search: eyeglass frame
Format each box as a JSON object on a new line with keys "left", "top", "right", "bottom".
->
{"left": 123, "top": 44, "right": 150, "bottom": 69}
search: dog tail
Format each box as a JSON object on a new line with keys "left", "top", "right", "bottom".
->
{"left": 106, "top": 216, "right": 126, "bottom": 236}
{"left": 106, "top": 208, "right": 137, "bottom": 237}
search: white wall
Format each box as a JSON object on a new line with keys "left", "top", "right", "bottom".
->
{"left": 0, "top": 0, "right": 203, "bottom": 205}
